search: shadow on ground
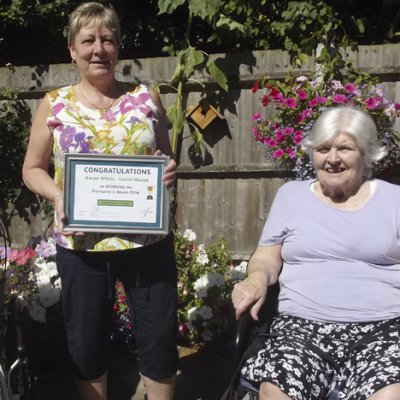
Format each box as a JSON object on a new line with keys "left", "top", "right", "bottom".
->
{"left": 32, "top": 343, "right": 234, "bottom": 400}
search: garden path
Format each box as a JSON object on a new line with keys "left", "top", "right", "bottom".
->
{"left": 32, "top": 342, "right": 234, "bottom": 400}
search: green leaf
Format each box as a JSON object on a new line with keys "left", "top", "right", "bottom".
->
{"left": 170, "top": 62, "right": 185, "bottom": 85}
{"left": 216, "top": 15, "right": 246, "bottom": 33}
{"left": 157, "top": 0, "right": 186, "bottom": 15}
{"left": 191, "top": 126, "right": 203, "bottom": 155}
{"left": 181, "top": 47, "right": 205, "bottom": 79}
{"left": 207, "top": 61, "right": 228, "bottom": 92}
{"left": 188, "top": 0, "right": 221, "bottom": 20}
{"left": 354, "top": 18, "right": 365, "bottom": 34}
{"left": 166, "top": 103, "right": 185, "bottom": 133}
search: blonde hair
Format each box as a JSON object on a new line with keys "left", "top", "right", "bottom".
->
{"left": 67, "top": 2, "right": 121, "bottom": 46}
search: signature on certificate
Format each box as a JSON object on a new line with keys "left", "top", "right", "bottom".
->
{"left": 140, "top": 207, "right": 154, "bottom": 218}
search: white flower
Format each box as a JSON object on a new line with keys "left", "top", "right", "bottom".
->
{"left": 229, "top": 261, "right": 247, "bottom": 280}
{"left": 29, "top": 301, "right": 46, "bottom": 323}
{"left": 196, "top": 245, "right": 209, "bottom": 265}
{"left": 183, "top": 229, "right": 197, "bottom": 242}
{"left": 384, "top": 104, "right": 397, "bottom": 118}
{"left": 193, "top": 274, "right": 209, "bottom": 298}
{"left": 207, "top": 272, "right": 225, "bottom": 287}
{"left": 296, "top": 76, "right": 308, "bottom": 82}
{"left": 197, "top": 305, "right": 212, "bottom": 320}
{"left": 188, "top": 307, "right": 198, "bottom": 321}
{"left": 194, "top": 275, "right": 209, "bottom": 290}
{"left": 37, "top": 283, "right": 60, "bottom": 307}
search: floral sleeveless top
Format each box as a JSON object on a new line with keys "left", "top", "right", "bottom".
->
{"left": 47, "top": 84, "right": 167, "bottom": 251}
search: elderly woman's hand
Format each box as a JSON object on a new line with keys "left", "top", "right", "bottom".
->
{"left": 232, "top": 272, "right": 268, "bottom": 321}
{"left": 154, "top": 149, "right": 177, "bottom": 188}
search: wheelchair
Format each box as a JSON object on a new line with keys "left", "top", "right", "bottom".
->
{"left": 220, "top": 283, "right": 341, "bottom": 400}
{"left": 0, "top": 292, "right": 35, "bottom": 400}
{"left": 0, "top": 224, "right": 35, "bottom": 400}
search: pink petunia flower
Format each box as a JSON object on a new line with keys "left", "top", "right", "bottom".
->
{"left": 273, "top": 148, "right": 285, "bottom": 159}
{"left": 251, "top": 113, "right": 262, "bottom": 121}
{"left": 309, "top": 98, "right": 318, "bottom": 107}
{"left": 296, "top": 89, "right": 308, "bottom": 100}
{"left": 294, "top": 131, "right": 304, "bottom": 144}
{"left": 284, "top": 97, "right": 297, "bottom": 108}
{"left": 275, "top": 131, "right": 284, "bottom": 143}
{"left": 332, "top": 94, "right": 348, "bottom": 104}
{"left": 286, "top": 148, "right": 297, "bottom": 158}
{"left": 344, "top": 83, "right": 356, "bottom": 93}
{"left": 316, "top": 96, "right": 328, "bottom": 104}
{"left": 364, "top": 97, "right": 379, "bottom": 110}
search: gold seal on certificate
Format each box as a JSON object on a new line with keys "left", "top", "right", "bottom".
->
{"left": 62, "top": 153, "right": 170, "bottom": 234}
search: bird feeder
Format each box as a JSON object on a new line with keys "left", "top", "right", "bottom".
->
{"left": 186, "top": 98, "right": 223, "bottom": 130}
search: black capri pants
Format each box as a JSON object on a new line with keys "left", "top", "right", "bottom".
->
{"left": 56, "top": 233, "right": 179, "bottom": 381}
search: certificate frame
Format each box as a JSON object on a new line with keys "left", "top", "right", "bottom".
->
{"left": 63, "top": 153, "right": 170, "bottom": 234}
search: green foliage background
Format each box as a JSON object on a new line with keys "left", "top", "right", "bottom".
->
{"left": 1, "top": 0, "right": 400, "bottom": 66}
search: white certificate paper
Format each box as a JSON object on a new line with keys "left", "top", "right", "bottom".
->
{"left": 63, "top": 154, "right": 170, "bottom": 234}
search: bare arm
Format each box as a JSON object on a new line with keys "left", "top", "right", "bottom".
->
{"left": 232, "top": 244, "right": 283, "bottom": 320}
{"left": 149, "top": 87, "right": 176, "bottom": 187}
{"left": 22, "top": 95, "right": 65, "bottom": 230}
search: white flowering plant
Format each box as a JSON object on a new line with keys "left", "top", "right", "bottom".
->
{"left": 251, "top": 74, "right": 400, "bottom": 179}
{"left": 175, "top": 229, "right": 247, "bottom": 346}
{"left": 0, "top": 237, "right": 61, "bottom": 323}
{"left": 0, "top": 231, "right": 248, "bottom": 349}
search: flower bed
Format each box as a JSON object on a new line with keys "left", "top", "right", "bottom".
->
{"left": 0, "top": 230, "right": 246, "bottom": 348}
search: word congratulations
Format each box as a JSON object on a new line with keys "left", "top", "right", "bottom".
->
{"left": 83, "top": 166, "right": 151, "bottom": 175}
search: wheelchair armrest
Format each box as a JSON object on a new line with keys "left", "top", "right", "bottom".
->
{"left": 233, "top": 309, "right": 255, "bottom": 365}
{"left": 232, "top": 282, "right": 280, "bottom": 365}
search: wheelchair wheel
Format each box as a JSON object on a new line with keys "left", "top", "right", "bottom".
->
{"left": 0, "top": 363, "right": 9, "bottom": 400}
{"left": 5, "top": 298, "right": 34, "bottom": 400}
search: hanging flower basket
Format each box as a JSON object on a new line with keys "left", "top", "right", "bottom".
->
{"left": 251, "top": 75, "right": 400, "bottom": 179}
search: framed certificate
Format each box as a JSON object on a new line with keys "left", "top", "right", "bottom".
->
{"left": 63, "top": 153, "right": 170, "bottom": 234}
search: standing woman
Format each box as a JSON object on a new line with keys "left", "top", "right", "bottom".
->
{"left": 23, "top": 2, "right": 178, "bottom": 400}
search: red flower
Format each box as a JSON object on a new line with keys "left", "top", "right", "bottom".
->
{"left": 261, "top": 95, "right": 271, "bottom": 107}
{"left": 251, "top": 81, "right": 260, "bottom": 93}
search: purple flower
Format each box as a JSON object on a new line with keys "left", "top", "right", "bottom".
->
{"left": 59, "top": 126, "right": 77, "bottom": 152}
{"left": 75, "top": 132, "right": 92, "bottom": 153}
{"left": 35, "top": 239, "right": 56, "bottom": 259}
{"left": 104, "top": 109, "right": 117, "bottom": 122}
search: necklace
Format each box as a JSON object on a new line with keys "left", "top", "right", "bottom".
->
{"left": 78, "top": 82, "right": 119, "bottom": 110}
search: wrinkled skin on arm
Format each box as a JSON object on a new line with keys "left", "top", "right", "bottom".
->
{"left": 232, "top": 244, "right": 282, "bottom": 320}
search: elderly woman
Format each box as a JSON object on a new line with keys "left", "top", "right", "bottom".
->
{"left": 22, "top": 2, "right": 177, "bottom": 400}
{"left": 232, "top": 106, "right": 400, "bottom": 400}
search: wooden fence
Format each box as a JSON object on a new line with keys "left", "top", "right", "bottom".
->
{"left": 2, "top": 44, "right": 400, "bottom": 259}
